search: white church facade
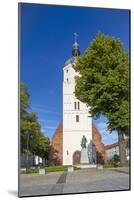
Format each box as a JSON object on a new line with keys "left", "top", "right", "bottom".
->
{"left": 63, "top": 34, "right": 92, "bottom": 165}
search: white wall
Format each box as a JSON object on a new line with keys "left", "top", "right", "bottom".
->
{"left": 106, "top": 146, "right": 119, "bottom": 160}
{"left": 63, "top": 61, "right": 92, "bottom": 165}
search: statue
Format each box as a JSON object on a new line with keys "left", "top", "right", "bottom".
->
{"left": 80, "top": 136, "right": 97, "bottom": 167}
{"left": 81, "top": 135, "right": 87, "bottom": 149}
{"left": 88, "top": 141, "right": 97, "bottom": 164}
{"left": 80, "top": 135, "right": 89, "bottom": 164}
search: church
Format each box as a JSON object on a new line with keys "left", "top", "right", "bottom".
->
{"left": 49, "top": 34, "right": 106, "bottom": 166}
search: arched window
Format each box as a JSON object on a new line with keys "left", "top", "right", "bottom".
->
{"left": 78, "top": 102, "right": 80, "bottom": 110}
{"left": 76, "top": 115, "right": 79, "bottom": 122}
{"left": 74, "top": 102, "right": 76, "bottom": 110}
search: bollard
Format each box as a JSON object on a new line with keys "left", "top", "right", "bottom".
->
{"left": 39, "top": 169, "right": 46, "bottom": 175}
{"left": 68, "top": 166, "right": 74, "bottom": 172}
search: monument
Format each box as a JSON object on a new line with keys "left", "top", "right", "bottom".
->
{"left": 80, "top": 135, "right": 89, "bottom": 164}
{"left": 79, "top": 135, "right": 97, "bottom": 168}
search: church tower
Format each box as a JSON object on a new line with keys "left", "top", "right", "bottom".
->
{"left": 63, "top": 33, "right": 92, "bottom": 165}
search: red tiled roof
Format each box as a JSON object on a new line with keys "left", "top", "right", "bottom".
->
{"left": 104, "top": 138, "right": 128, "bottom": 150}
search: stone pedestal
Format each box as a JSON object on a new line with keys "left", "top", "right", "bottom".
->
{"left": 77, "top": 164, "right": 96, "bottom": 169}
{"left": 80, "top": 148, "right": 89, "bottom": 164}
{"left": 97, "top": 164, "right": 103, "bottom": 170}
{"left": 39, "top": 169, "right": 45, "bottom": 175}
{"left": 68, "top": 166, "right": 74, "bottom": 172}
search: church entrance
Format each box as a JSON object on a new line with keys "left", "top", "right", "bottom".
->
{"left": 73, "top": 150, "right": 81, "bottom": 165}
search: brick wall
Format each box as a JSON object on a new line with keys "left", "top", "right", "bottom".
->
{"left": 92, "top": 123, "right": 107, "bottom": 164}
{"left": 48, "top": 122, "right": 63, "bottom": 165}
{"left": 49, "top": 122, "right": 106, "bottom": 165}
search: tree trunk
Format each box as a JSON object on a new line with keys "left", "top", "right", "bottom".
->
{"left": 118, "top": 130, "right": 127, "bottom": 166}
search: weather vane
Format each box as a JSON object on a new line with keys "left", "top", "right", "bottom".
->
{"left": 74, "top": 32, "right": 78, "bottom": 43}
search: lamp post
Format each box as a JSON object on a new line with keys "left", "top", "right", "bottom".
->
{"left": 26, "top": 131, "right": 30, "bottom": 172}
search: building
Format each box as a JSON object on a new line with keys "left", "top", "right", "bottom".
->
{"left": 63, "top": 34, "right": 93, "bottom": 166}
{"left": 49, "top": 122, "right": 106, "bottom": 166}
{"left": 20, "top": 153, "right": 45, "bottom": 168}
{"left": 104, "top": 138, "right": 129, "bottom": 162}
{"left": 49, "top": 34, "right": 106, "bottom": 166}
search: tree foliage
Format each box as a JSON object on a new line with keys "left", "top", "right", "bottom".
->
{"left": 74, "top": 33, "right": 129, "bottom": 132}
{"left": 20, "top": 81, "right": 50, "bottom": 159}
{"left": 20, "top": 82, "right": 30, "bottom": 119}
{"left": 73, "top": 33, "right": 129, "bottom": 165}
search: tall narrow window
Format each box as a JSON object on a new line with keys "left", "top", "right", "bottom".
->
{"left": 78, "top": 102, "right": 80, "bottom": 110}
{"left": 74, "top": 102, "right": 76, "bottom": 110}
{"left": 76, "top": 115, "right": 79, "bottom": 122}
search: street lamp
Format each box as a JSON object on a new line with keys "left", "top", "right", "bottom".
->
{"left": 26, "top": 131, "right": 30, "bottom": 172}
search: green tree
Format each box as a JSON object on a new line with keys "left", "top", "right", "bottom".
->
{"left": 74, "top": 33, "right": 129, "bottom": 165}
{"left": 20, "top": 119, "right": 41, "bottom": 154}
{"left": 36, "top": 134, "right": 50, "bottom": 160}
{"left": 20, "top": 82, "right": 30, "bottom": 119}
{"left": 111, "top": 154, "right": 120, "bottom": 163}
{"left": 20, "top": 81, "right": 50, "bottom": 162}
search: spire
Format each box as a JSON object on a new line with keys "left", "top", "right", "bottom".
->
{"left": 72, "top": 32, "right": 80, "bottom": 57}
{"left": 74, "top": 32, "right": 78, "bottom": 43}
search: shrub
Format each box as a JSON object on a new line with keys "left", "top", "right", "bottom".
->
{"left": 103, "top": 163, "right": 115, "bottom": 168}
{"left": 103, "top": 162, "right": 119, "bottom": 168}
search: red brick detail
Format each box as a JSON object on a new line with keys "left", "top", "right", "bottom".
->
{"left": 92, "top": 123, "right": 107, "bottom": 164}
{"left": 49, "top": 122, "right": 106, "bottom": 165}
{"left": 105, "top": 142, "right": 118, "bottom": 150}
{"left": 104, "top": 138, "right": 128, "bottom": 150}
{"left": 48, "top": 122, "right": 63, "bottom": 165}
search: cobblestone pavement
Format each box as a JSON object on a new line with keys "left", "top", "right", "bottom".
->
{"left": 19, "top": 167, "right": 130, "bottom": 197}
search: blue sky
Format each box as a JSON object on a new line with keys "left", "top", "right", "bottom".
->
{"left": 20, "top": 3, "right": 130, "bottom": 144}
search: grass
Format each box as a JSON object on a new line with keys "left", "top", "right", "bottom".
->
{"left": 24, "top": 168, "right": 39, "bottom": 174}
{"left": 44, "top": 165, "right": 69, "bottom": 173}
{"left": 103, "top": 162, "right": 119, "bottom": 168}
{"left": 45, "top": 165, "right": 80, "bottom": 172}
{"left": 21, "top": 165, "right": 80, "bottom": 174}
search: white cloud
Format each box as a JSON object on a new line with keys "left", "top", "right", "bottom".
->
{"left": 31, "top": 105, "right": 61, "bottom": 116}
{"left": 44, "top": 126, "right": 57, "bottom": 130}
{"left": 95, "top": 121, "right": 118, "bottom": 145}
{"left": 33, "top": 107, "right": 60, "bottom": 114}
{"left": 39, "top": 119, "right": 58, "bottom": 123}
{"left": 96, "top": 122, "right": 108, "bottom": 130}
{"left": 96, "top": 122, "right": 109, "bottom": 135}
{"left": 41, "top": 128, "right": 45, "bottom": 132}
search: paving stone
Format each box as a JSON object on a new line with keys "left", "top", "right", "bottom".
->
{"left": 19, "top": 167, "right": 130, "bottom": 197}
